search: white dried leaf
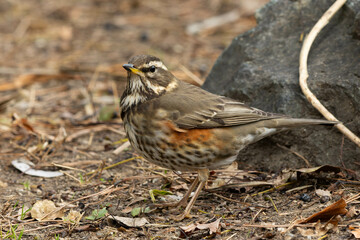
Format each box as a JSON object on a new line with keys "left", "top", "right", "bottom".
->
{"left": 315, "top": 189, "right": 331, "bottom": 197}
{"left": 110, "top": 216, "right": 149, "bottom": 227}
{"left": 12, "top": 158, "right": 63, "bottom": 178}
{"left": 31, "top": 200, "right": 64, "bottom": 221}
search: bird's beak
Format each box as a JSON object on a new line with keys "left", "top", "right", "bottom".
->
{"left": 123, "top": 64, "right": 142, "bottom": 75}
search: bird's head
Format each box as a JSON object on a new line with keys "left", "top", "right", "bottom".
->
{"left": 120, "top": 55, "right": 178, "bottom": 114}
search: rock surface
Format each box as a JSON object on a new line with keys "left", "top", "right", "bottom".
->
{"left": 203, "top": 0, "right": 360, "bottom": 171}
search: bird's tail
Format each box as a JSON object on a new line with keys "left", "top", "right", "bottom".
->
{"left": 230, "top": 118, "right": 338, "bottom": 147}
{"left": 272, "top": 118, "right": 338, "bottom": 128}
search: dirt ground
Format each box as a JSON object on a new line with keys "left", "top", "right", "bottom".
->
{"left": 0, "top": 0, "right": 359, "bottom": 239}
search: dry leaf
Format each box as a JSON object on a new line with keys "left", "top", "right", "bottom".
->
{"left": 297, "top": 227, "right": 320, "bottom": 237}
{"left": 196, "top": 219, "right": 221, "bottom": 234}
{"left": 31, "top": 200, "right": 64, "bottom": 221}
{"left": 13, "top": 117, "right": 35, "bottom": 132}
{"left": 297, "top": 219, "right": 339, "bottom": 237}
{"left": 109, "top": 216, "right": 149, "bottom": 227}
{"left": 350, "top": 227, "right": 360, "bottom": 238}
{"left": 301, "top": 198, "right": 347, "bottom": 223}
{"left": 346, "top": 206, "right": 359, "bottom": 218}
{"left": 180, "top": 219, "right": 221, "bottom": 234}
{"left": 225, "top": 161, "right": 238, "bottom": 171}
{"left": 180, "top": 223, "right": 197, "bottom": 233}
{"left": 276, "top": 165, "right": 341, "bottom": 185}
{"left": 12, "top": 158, "right": 63, "bottom": 178}
{"left": 296, "top": 165, "right": 341, "bottom": 174}
{"left": 63, "top": 210, "right": 82, "bottom": 224}
{"left": 170, "top": 181, "right": 188, "bottom": 191}
{"left": 209, "top": 178, "right": 226, "bottom": 189}
{"left": 315, "top": 189, "right": 331, "bottom": 197}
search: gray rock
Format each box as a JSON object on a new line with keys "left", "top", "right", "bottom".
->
{"left": 203, "top": 0, "right": 360, "bottom": 172}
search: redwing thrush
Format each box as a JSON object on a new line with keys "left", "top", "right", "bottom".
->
{"left": 120, "top": 55, "right": 336, "bottom": 220}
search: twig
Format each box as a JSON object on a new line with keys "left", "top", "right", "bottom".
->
{"left": 21, "top": 224, "right": 63, "bottom": 234}
{"left": 60, "top": 171, "right": 83, "bottom": 184}
{"left": 85, "top": 156, "right": 140, "bottom": 176}
{"left": 276, "top": 144, "right": 311, "bottom": 168}
{"left": 57, "top": 160, "right": 102, "bottom": 168}
{"left": 251, "top": 208, "right": 263, "bottom": 223}
{"left": 225, "top": 233, "right": 238, "bottom": 240}
{"left": 52, "top": 163, "right": 86, "bottom": 172}
{"left": 113, "top": 141, "right": 130, "bottom": 155}
{"left": 179, "top": 65, "right": 204, "bottom": 86}
{"left": 121, "top": 174, "right": 165, "bottom": 181}
{"left": 346, "top": 192, "right": 360, "bottom": 203}
{"left": 264, "top": 196, "right": 279, "bottom": 214}
{"left": 66, "top": 125, "right": 112, "bottom": 142}
{"left": 210, "top": 192, "right": 251, "bottom": 206}
{"left": 63, "top": 145, "right": 94, "bottom": 158}
{"left": 299, "top": 0, "right": 360, "bottom": 147}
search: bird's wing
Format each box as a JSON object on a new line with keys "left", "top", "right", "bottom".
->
{"left": 154, "top": 81, "right": 286, "bottom": 129}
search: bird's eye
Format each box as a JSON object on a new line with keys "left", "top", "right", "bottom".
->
{"left": 149, "top": 66, "right": 156, "bottom": 73}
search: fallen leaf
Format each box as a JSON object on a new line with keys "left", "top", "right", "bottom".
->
{"left": 109, "top": 216, "right": 149, "bottom": 227}
{"left": 301, "top": 198, "right": 347, "bottom": 223}
{"left": 297, "top": 218, "right": 339, "bottom": 237}
{"left": 12, "top": 117, "right": 35, "bottom": 132}
{"left": 346, "top": 206, "right": 359, "bottom": 218}
{"left": 196, "top": 219, "right": 221, "bottom": 234}
{"left": 170, "top": 181, "right": 188, "bottom": 191}
{"left": 181, "top": 219, "right": 221, "bottom": 234}
{"left": 350, "top": 227, "right": 360, "bottom": 238}
{"left": 12, "top": 158, "right": 63, "bottom": 178}
{"left": 209, "top": 178, "right": 226, "bottom": 188}
{"left": 31, "top": 200, "right": 64, "bottom": 221}
{"left": 180, "top": 223, "right": 197, "bottom": 233}
{"left": 297, "top": 227, "right": 319, "bottom": 237}
{"left": 315, "top": 189, "right": 331, "bottom": 197}
{"left": 296, "top": 165, "right": 341, "bottom": 174}
{"left": 63, "top": 210, "right": 82, "bottom": 224}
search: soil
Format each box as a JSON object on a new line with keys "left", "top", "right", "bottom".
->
{"left": 0, "top": 1, "right": 359, "bottom": 239}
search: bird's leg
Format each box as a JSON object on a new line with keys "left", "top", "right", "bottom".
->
{"left": 153, "top": 175, "right": 199, "bottom": 208}
{"left": 175, "top": 169, "right": 209, "bottom": 221}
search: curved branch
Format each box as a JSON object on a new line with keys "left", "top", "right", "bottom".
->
{"left": 299, "top": 0, "right": 360, "bottom": 148}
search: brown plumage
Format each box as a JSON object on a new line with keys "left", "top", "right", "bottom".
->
{"left": 120, "top": 55, "right": 337, "bottom": 220}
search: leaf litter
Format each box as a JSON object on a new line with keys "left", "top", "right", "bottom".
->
{"left": 0, "top": 0, "right": 359, "bottom": 239}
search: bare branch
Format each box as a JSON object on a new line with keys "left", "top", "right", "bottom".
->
{"left": 299, "top": 0, "right": 360, "bottom": 147}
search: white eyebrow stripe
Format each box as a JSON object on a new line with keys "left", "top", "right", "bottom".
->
{"left": 142, "top": 61, "right": 168, "bottom": 70}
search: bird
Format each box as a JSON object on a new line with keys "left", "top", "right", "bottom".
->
{"left": 120, "top": 54, "right": 337, "bottom": 220}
